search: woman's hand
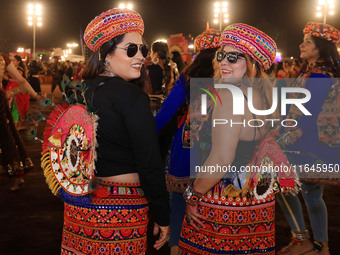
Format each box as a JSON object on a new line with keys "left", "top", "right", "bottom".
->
{"left": 6, "top": 62, "right": 38, "bottom": 98}
{"left": 34, "top": 93, "right": 41, "bottom": 101}
{"left": 185, "top": 203, "right": 206, "bottom": 230}
{"left": 153, "top": 223, "right": 170, "bottom": 250}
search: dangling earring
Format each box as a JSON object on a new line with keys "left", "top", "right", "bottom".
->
{"left": 252, "top": 62, "right": 257, "bottom": 77}
{"left": 102, "top": 59, "right": 116, "bottom": 77}
{"left": 152, "top": 57, "right": 159, "bottom": 64}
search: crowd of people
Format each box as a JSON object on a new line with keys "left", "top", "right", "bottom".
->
{"left": 1, "top": 6, "right": 340, "bottom": 255}
{"left": 2, "top": 57, "right": 85, "bottom": 120}
{"left": 0, "top": 54, "right": 85, "bottom": 189}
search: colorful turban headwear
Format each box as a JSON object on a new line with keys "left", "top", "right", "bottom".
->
{"left": 303, "top": 21, "right": 340, "bottom": 44}
{"left": 220, "top": 23, "right": 277, "bottom": 70}
{"left": 84, "top": 8, "right": 144, "bottom": 52}
{"left": 195, "top": 28, "right": 221, "bottom": 51}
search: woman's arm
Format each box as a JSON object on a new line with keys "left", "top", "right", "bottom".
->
{"left": 124, "top": 92, "right": 170, "bottom": 227}
{"left": 184, "top": 89, "right": 244, "bottom": 230}
{"left": 155, "top": 73, "right": 187, "bottom": 131}
{"left": 6, "top": 62, "right": 38, "bottom": 99}
{"left": 193, "top": 89, "right": 243, "bottom": 194}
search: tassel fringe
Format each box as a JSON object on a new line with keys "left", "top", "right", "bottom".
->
{"left": 41, "top": 103, "right": 69, "bottom": 196}
{"left": 41, "top": 150, "right": 60, "bottom": 196}
{"left": 91, "top": 113, "right": 99, "bottom": 173}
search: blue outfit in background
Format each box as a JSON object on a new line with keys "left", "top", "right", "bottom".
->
{"left": 284, "top": 73, "right": 338, "bottom": 166}
{"left": 155, "top": 73, "right": 190, "bottom": 246}
{"left": 277, "top": 64, "right": 340, "bottom": 243}
{"left": 156, "top": 74, "right": 190, "bottom": 180}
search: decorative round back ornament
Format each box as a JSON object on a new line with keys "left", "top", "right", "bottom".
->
{"left": 41, "top": 102, "right": 98, "bottom": 201}
{"left": 250, "top": 130, "right": 300, "bottom": 200}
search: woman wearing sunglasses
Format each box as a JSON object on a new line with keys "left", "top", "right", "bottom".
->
{"left": 276, "top": 22, "right": 340, "bottom": 255}
{"left": 60, "top": 8, "right": 170, "bottom": 254}
{"left": 178, "top": 23, "right": 277, "bottom": 254}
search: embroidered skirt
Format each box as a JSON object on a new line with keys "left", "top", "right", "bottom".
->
{"left": 178, "top": 184, "right": 275, "bottom": 255}
{"left": 61, "top": 181, "right": 149, "bottom": 255}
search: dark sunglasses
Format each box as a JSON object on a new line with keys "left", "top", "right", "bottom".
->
{"left": 216, "top": 51, "right": 245, "bottom": 64}
{"left": 117, "top": 44, "right": 149, "bottom": 58}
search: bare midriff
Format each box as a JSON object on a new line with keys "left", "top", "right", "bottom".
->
{"left": 98, "top": 173, "right": 140, "bottom": 184}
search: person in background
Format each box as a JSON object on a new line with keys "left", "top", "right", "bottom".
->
{"left": 12, "top": 55, "right": 28, "bottom": 79}
{"left": 64, "top": 60, "right": 73, "bottom": 80}
{"left": 51, "top": 56, "right": 64, "bottom": 94}
{"left": 291, "top": 59, "right": 302, "bottom": 78}
{"left": 171, "top": 51, "right": 185, "bottom": 73}
{"left": 276, "top": 61, "right": 288, "bottom": 78}
{"left": 58, "top": 8, "right": 170, "bottom": 254}
{"left": 156, "top": 28, "right": 221, "bottom": 255}
{"left": 277, "top": 21, "right": 340, "bottom": 255}
{"left": 171, "top": 50, "right": 185, "bottom": 76}
{"left": 0, "top": 52, "right": 38, "bottom": 191}
{"left": 5, "top": 66, "right": 30, "bottom": 130}
{"left": 28, "top": 60, "right": 42, "bottom": 94}
{"left": 147, "top": 41, "right": 174, "bottom": 95}
{"left": 74, "top": 61, "right": 84, "bottom": 82}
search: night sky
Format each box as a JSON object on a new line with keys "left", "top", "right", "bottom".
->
{"left": 1, "top": 0, "right": 339, "bottom": 57}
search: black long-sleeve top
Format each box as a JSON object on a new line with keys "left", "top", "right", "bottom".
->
{"left": 84, "top": 76, "right": 170, "bottom": 226}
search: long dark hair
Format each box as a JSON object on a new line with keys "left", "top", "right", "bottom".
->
{"left": 14, "top": 55, "right": 24, "bottom": 67}
{"left": 151, "top": 41, "right": 172, "bottom": 87}
{"left": 176, "top": 48, "right": 218, "bottom": 115}
{"left": 14, "top": 55, "right": 26, "bottom": 78}
{"left": 171, "top": 51, "right": 185, "bottom": 73}
{"left": 306, "top": 36, "right": 340, "bottom": 77}
{"left": 184, "top": 48, "right": 217, "bottom": 78}
{"left": 82, "top": 34, "right": 125, "bottom": 80}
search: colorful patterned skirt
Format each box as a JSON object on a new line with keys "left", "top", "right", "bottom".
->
{"left": 178, "top": 184, "right": 275, "bottom": 254}
{"left": 61, "top": 181, "right": 149, "bottom": 255}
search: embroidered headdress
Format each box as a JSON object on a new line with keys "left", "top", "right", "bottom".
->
{"left": 195, "top": 28, "right": 221, "bottom": 51}
{"left": 303, "top": 21, "right": 340, "bottom": 44}
{"left": 84, "top": 8, "right": 144, "bottom": 52}
{"left": 220, "top": 23, "right": 277, "bottom": 70}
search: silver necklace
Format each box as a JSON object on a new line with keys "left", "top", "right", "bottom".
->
{"left": 103, "top": 69, "right": 116, "bottom": 77}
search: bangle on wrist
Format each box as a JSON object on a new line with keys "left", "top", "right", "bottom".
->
{"left": 183, "top": 183, "right": 203, "bottom": 206}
